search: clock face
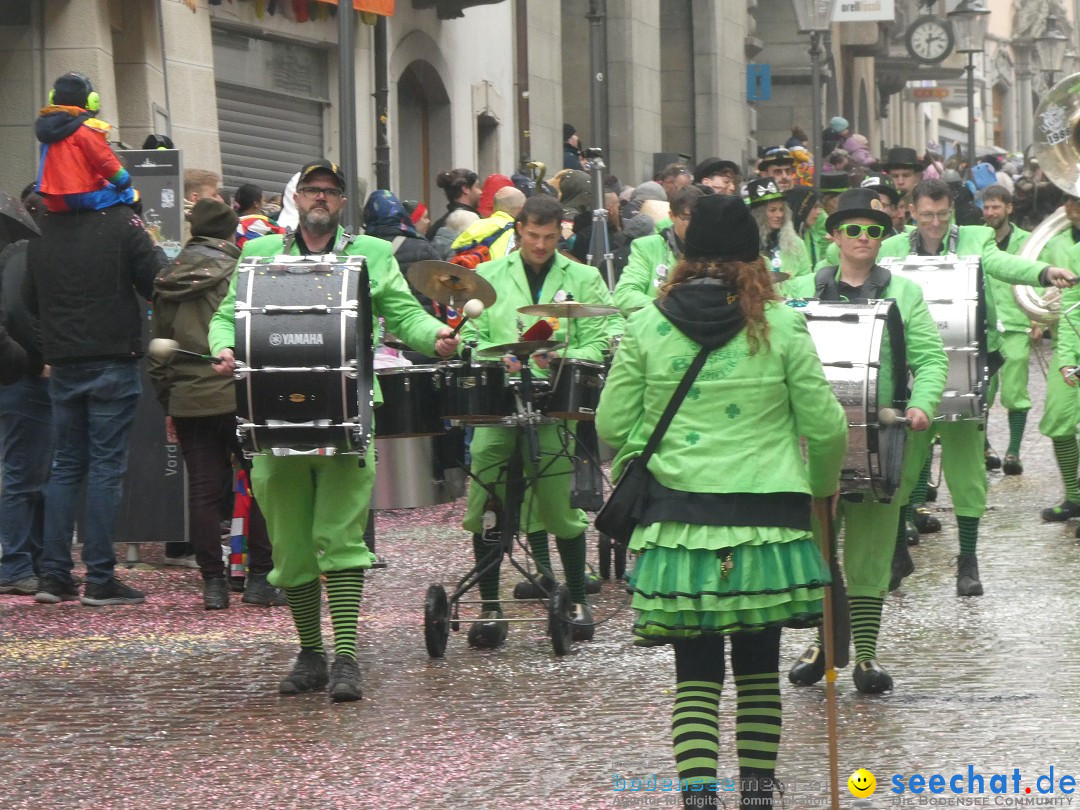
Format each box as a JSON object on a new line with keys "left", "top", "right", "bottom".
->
{"left": 906, "top": 16, "right": 954, "bottom": 64}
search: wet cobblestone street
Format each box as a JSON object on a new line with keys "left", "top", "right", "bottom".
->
{"left": 4, "top": 351, "right": 1080, "bottom": 809}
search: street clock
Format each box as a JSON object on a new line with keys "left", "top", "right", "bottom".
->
{"left": 905, "top": 15, "right": 955, "bottom": 64}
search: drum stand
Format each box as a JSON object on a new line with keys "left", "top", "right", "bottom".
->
{"left": 423, "top": 366, "right": 584, "bottom": 658}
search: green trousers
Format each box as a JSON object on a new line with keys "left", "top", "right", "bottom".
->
{"left": 833, "top": 424, "right": 930, "bottom": 598}
{"left": 462, "top": 423, "right": 588, "bottom": 540}
{"left": 251, "top": 448, "right": 376, "bottom": 589}
{"left": 1041, "top": 333, "right": 1079, "bottom": 439}
{"left": 987, "top": 330, "right": 1033, "bottom": 412}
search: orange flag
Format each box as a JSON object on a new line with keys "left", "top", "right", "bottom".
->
{"left": 313, "top": 0, "right": 396, "bottom": 15}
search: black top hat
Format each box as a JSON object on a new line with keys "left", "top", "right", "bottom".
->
{"left": 683, "top": 194, "right": 761, "bottom": 262}
{"left": 882, "top": 147, "right": 923, "bottom": 171}
{"left": 694, "top": 157, "right": 740, "bottom": 184}
{"left": 785, "top": 186, "right": 820, "bottom": 231}
{"left": 860, "top": 173, "right": 902, "bottom": 205}
{"left": 745, "top": 178, "right": 784, "bottom": 206}
{"left": 824, "top": 188, "right": 894, "bottom": 234}
{"left": 819, "top": 172, "right": 850, "bottom": 194}
{"left": 758, "top": 147, "right": 794, "bottom": 170}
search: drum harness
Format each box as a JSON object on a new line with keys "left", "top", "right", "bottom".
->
{"left": 282, "top": 228, "right": 358, "bottom": 256}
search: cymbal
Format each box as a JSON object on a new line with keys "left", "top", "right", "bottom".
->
{"left": 407, "top": 261, "right": 497, "bottom": 307}
{"left": 477, "top": 340, "right": 567, "bottom": 358}
{"left": 517, "top": 302, "right": 619, "bottom": 318}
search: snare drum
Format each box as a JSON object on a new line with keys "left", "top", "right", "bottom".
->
{"left": 545, "top": 358, "right": 605, "bottom": 420}
{"left": 234, "top": 255, "right": 374, "bottom": 455}
{"left": 375, "top": 366, "right": 444, "bottom": 438}
{"left": 799, "top": 300, "right": 908, "bottom": 501}
{"left": 879, "top": 255, "right": 986, "bottom": 421}
{"left": 440, "top": 360, "right": 511, "bottom": 423}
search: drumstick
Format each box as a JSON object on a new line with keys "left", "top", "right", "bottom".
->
{"left": 148, "top": 338, "right": 224, "bottom": 365}
{"left": 877, "top": 407, "right": 910, "bottom": 427}
{"left": 447, "top": 298, "right": 485, "bottom": 339}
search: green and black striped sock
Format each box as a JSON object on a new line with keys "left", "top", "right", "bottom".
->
{"left": 672, "top": 680, "right": 722, "bottom": 793}
{"left": 911, "top": 455, "right": 933, "bottom": 505}
{"left": 284, "top": 577, "right": 324, "bottom": 653}
{"left": 1007, "top": 410, "right": 1028, "bottom": 457}
{"left": 957, "top": 516, "right": 979, "bottom": 556}
{"left": 526, "top": 531, "right": 554, "bottom": 579}
{"left": 850, "top": 596, "right": 884, "bottom": 662}
{"left": 734, "top": 672, "right": 781, "bottom": 774}
{"left": 325, "top": 568, "right": 365, "bottom": 660}
{"left": 555, "top": 533, "right": 588, "bottom": 604}
{"left": 472, "top": 533, "right": 502, "bottom": 612}
{"left": 1052, "top": 437, "right": 1080, "bottom": 503}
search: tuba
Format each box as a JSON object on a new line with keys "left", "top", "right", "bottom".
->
{"left": 1013, "top": 73, "right": 1080, "bottom": 324}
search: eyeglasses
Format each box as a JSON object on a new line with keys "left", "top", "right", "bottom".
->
{"left": 915, "top": 209, "right": 952, "bottom": 223}
{"left": 298, "top": 185, "right": 344, "bottom": 199}
{"left": 837, "top": 223, "right": 886, "bottom": 240}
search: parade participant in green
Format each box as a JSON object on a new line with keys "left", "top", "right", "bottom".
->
{"left": 876, "top": 179, "right": 1076, "bottom": 594}
{"left": 785, "top": 189, "right": 948, "bottom": 692}
{"left": 614, "top": 185, "right": 703, "bottom": 316}
{"left": 209, "top": 160, "right": 459, "bottom": 701}
{"left": 460, "top": 194, "right": 616, "bottom": 648}
{"left": 982, "top": 185, "right": 1033, "bottom": 475}
{"left": 597, "top": 194, "right": 847, "bottom": 809}
{"left": 785, "top": 186, "right": 823, "bottom": 266}
{"left": 745, "top": 178, "right": 811, "bottom": 295}
{"left": 1038, "top": 193, "right": 1080, "bottom": 521}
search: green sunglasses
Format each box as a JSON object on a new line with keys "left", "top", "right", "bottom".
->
{"left": 837, "top": 223, "right": 886, "bottom": 240}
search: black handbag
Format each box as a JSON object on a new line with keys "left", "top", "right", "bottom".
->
{"left": 595, "top": 347, "right": 710, "bottom": 544}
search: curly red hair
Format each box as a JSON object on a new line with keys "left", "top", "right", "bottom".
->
{"left": 659, "top": 256, "right": 778, "bottom": 353}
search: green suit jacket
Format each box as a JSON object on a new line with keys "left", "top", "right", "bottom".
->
{"left": 613, "top": 232, "right": 676, "bottom": 316}
{"left": 1041, "top": 229, "right": 1080, "bottom": 366}
{"left": 207, "top": 227, "right": 445, "bottom": 405}
{"left": 596, "top": 299, "right": 848, "bottom": 496}
{"left": 461, "top": 250, "right": 618, "bottom": 367}
{"left": 787, "top": 270, "right": 948, "bottom": 421}
{"left": 985, "top": 224, "right": 1032, "bottom": 333}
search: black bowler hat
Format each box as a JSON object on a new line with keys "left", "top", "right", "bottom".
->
{"left": 298, "top": 159, "right": 347, "bottom": 190}
{"left": 883, "top": 147, "right": 923, "bottom": 172}
{"left": 744, "top": 178, "right": 784, "bottom": 207}
{"left": 861, "top": 172, "right": 902, "bottom": 205}
{"left": 694, "top": 156, "right": 740, "bottom": 184}
{"left": 824, "top": 188, "right": 894, "bottom": 234}
{"left": 820, "top": 172, "right": 850, "bottom": 195}
{"left": 683, "top": 194, "right": 760, "bottom": 262}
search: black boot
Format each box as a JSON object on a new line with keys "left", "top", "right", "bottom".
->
{"left": 203, "top": 577, "right": 229, "bottom": 610}
{"left": 912, "top": 504, "right": 940, "bottom": 533}
{"left": 787, "top": 642, "right": 824, "bottom": 686}
{"left": 740, "top": 772, "right": 775, "bottom": 808}
{"left": 889, "top": 536, "right": 915, "bottom": 592}
{"left": 956, "top": 553, "right": 984, "bottom": 596}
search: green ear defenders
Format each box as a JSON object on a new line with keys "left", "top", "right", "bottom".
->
{"left": 49, "top": 72, "right": 100, "bottom": 112}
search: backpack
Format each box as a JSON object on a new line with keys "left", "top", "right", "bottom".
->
{"left": 449, "top": 222, "right": 514, "bottom": 269}
{"left": 971, "top": 162, "right": 997, "bottom": 190}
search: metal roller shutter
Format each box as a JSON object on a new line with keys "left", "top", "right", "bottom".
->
{"left": 216, "top": 82, "right": 325, "bottom": 195}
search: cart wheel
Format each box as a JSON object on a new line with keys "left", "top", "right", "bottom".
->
{"left": 598, "top": 534, "right": 612, "bottom": 580}
{"left": 614, "top": 541, "right": 627, "bottom": 580}
{"left": 424, "top": 584, "right": 450, "bottom": 658}
{"left": 548, "top": 583, "right": 574, "bottom": 656}
{"left": 450, "top": 599, "right": 460, "bottom": 633}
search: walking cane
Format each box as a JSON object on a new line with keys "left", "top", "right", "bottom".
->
{"left": 814, "top": 495, "right": 842, "bottom": 810}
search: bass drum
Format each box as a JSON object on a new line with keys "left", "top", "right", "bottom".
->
{"left": 799, "top": 299, "right": 909, "bottom": 502}
{"left": 234, "top": 255, "right": 374, "bottom": 455}
{"left": 879, "top": 255, "right": 986, "bottom": 421}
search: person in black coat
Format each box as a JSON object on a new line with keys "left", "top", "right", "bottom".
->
{"left": 363, "top": 189, "right": 442, "bottom": 319}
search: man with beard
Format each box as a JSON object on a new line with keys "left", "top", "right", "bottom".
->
{"left": 981, "top": 185, "right": 1033, "bottom": 476}
{"left": 209, "top": 160, "right": 460, "bottom": 701}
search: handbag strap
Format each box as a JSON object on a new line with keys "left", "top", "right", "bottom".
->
{"left": 639, "top": 345, "right": 710, "bottom": 464}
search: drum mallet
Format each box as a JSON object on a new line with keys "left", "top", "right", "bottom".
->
{"left": 447, "top": 298, "right": 485, "bottom": 339}
{"left": 148, "top": 338, "right": 224, "bottom": 364}
{"left": 878, "top": 407, "right": 910, "bottom": 427}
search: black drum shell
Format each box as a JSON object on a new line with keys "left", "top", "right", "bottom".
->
{"left": 440, "top": 361, "right": 511, "bottom": 423}
{"left": 545, "top": 358, "right": 605, "bottom": 420}
{"left": 375, "top": 366, "right": 445, "bottom": 438}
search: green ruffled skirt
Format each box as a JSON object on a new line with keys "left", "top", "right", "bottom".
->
{"left": 626, "top": 521, "right": 829, "bottom": 644}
